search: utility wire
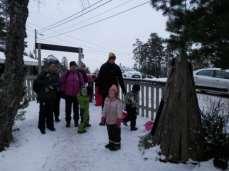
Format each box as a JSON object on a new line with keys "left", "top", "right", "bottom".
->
{"left": 42, "top": 0, "right": 113, "bottom": 32}
{"left": 41, "top": 0, "right": 106, "bottom": 30}
{"left": 45, "top": 0, "right": 138, "bottom": 34}
{"left": 41, "top": 0, "right": 112, "bottom": 31}
{"left": 42, "top": 1, "right": 150, "bottom": 40}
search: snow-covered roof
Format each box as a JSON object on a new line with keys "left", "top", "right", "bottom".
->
{"left": 0, "top": 52, "right": 38, "bottom": 66}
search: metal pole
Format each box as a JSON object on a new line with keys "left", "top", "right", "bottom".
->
{"left": 38, "top": 43, "right": 42, "bottom": 74}
{"left": 78, "top": 49, "right": 84, "bottom": 65}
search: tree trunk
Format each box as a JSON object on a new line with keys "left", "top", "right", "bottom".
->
{"left": 151, "top": 56, "right": 205, "bottom": 162}
{"left": 0, "top": 0, "right": 29, "bottom": 151}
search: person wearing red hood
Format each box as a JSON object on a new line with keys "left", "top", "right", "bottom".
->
{"left": 60, "top": 61, "right": 84, "bottom": 128}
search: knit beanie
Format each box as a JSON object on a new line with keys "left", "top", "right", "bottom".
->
{"left": 108, "top": 52, "right": 116, "bottom": 60}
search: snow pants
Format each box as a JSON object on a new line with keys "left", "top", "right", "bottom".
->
{"left": 107, "top": 124, "right": 121, "bottom": 145}
{"left": 78, "top": 96, "right": 90, "bottom": 133}
{"left": 123, "top": 106, "right": 137, "bottom": 129}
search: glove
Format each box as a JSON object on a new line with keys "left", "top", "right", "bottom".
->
{"left": 116, "top": 118, "right": 122, "bottom": 128}
{"left": 122, "top": 111, "right": 128, "bottom": 120}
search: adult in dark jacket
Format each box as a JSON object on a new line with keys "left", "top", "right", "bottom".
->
{"left": 33, "top": 60, "right": 60, "bottom": 134}
{"left": 96, "top": 52, "right": 126, "bottom": 125}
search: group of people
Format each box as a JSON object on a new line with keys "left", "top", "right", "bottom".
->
{"left": 33, "top": 60, "right": 91, "bottom": 134}
{"left": 33, "top": 52, "right": 141, "bottom": 152}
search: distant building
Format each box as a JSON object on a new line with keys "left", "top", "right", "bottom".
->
{"left": 0, "top": 51, "right": 39, "bottom": 76}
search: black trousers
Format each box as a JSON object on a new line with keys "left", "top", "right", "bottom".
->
{"left": 38, "top": 100, "right": 55, "bottom": 131}
{"left": 65, "top": 96, "right": 79, "bottom": 124}
{"left": 54, "top": 95, "right": 60, "bottom": 120}
{"left": 123, "top": 106, "right": 137, "bottom": 129}
{"left": 107, "top": 124, "right": 121, "bottom": 145}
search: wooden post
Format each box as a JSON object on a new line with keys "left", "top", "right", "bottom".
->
{"left": 38, "top": 43, "right": 41, "bottom": 74}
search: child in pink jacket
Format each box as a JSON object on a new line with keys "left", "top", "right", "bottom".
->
{"left": 102, "top": 84, "right": 123, "bottom": 151}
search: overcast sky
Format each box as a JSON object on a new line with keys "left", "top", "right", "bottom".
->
{"left": 26, "top": 0, "right": 168, "bottom": 72}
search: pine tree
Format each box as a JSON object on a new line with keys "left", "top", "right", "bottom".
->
{"left": 133, "top": 34, "right": 165, "bottom": 77}
{"left": 150, "top": 0, "right": 205, "bottom": 162}
{"left": 0, "top": 0, "right": 29, "bottom": 151}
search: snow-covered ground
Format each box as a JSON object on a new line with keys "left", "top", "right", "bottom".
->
{"left": 0, "top": 100, "right": 223, "bottom": 171}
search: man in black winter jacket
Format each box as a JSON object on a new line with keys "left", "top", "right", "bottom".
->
{"left": 96, "top": 52, "right": 126, "bottom": 103}
{"left": 33, "top": 61, "right": 60, "bottom": 134}
{"left": 96, "top": 52, "right": 126, "bottom": 125}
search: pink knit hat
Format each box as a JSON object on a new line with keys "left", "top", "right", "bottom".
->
{"left": 109, "top": 84, "right": 118, "bottom": 93}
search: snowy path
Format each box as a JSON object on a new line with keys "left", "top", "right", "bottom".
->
{"left": 0, "top": 101, "right": 221, "bottom": 171}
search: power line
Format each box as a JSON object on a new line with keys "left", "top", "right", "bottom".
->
{"left": 42, "top": 0, "right": 113, "bottom": 32}
{"left": 45, "top": 0, "right": 138, "bottom": 34}
{"left": 41, "top": 0, "right": 106, "bottom": 30}
{"left": 41, "top": 0, "right": 112, "bottom": 31}
{"left": 42, "top": 1, "right": 150, "bottom": 40}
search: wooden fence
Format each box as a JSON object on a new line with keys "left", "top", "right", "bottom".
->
{"left": 23, "top": 76, "right": 166, "bottom": 119}
{"left": 24, "top": 76, "right": 36, "bottom": 101}
{"left": 122, "top": 78, "right": 165, "bottom": 120}
{"left": 24, "top": 76, "right": 228, "bottom": 119}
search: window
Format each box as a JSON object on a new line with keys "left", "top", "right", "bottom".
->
{"left": 197, "top": 70, "right": 214, "bottom": 77}
{"left": 215, "top": 70, "right": 229, "bottom": 80}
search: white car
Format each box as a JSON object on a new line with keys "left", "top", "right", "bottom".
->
{"left": 193, "top": 68, "right": 229, "bottom": 94}
{"left": 123, "top": 70, "right": 142, "bottom": 79}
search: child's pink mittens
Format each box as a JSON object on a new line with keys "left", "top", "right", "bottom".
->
{"left": 121, "top": 110, "right": 128, "bottom": 120}
{"left": 116, "top": 118, "right": 122, "bottom": 127}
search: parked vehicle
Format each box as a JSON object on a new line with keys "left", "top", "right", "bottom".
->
{"left": 193, "top": 68, "right": 229, "bottom": 94}
{"left": 122, "top": 70, "right": 142, "bottom": 79}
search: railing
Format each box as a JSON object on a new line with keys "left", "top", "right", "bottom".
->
{"left": 123, "top": 78, "right": 165, "bottom": 120}
{"left": 123, "top": 78, "right": 229, "bottom": 119}
{"left": 24, "top": 76, "right": 36, "bottom": 101}
{"left": 24, "top": 76, "right": 229, "bottom": 120}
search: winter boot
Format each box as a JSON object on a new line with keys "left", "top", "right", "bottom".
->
{"left": 39, "top": 129, "right": 46, "bottom": 134}
{"left": 105, "top": 143, "right": 112, "bottom": 149}
{"left": 47, "top": 127, "right": 56, "bottom": 131}
{"left": 108, "top": 143, "right": 121, "bottom": 151}
{"left": 86, "top": 123, "right": 91, "bottom": 127}
{"left": 78, "top": 123, "right": 87, "bottom": 134}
